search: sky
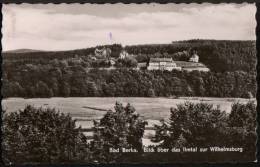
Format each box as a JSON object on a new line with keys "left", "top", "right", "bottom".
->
{"left": 2, "top": 3, "right": 256, "bottom": 51}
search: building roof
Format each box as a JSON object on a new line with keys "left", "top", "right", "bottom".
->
{"left": 149, "top": 58, "right": 173, "bottom": 63}
{"left": 190, "top": 54, "right": 199, "bottom": 58}
{"left": 175, "top": 61, "right": 207, "bottom": 68}
{"left": 137, "top": 62, "right": 147, "bottom": 68}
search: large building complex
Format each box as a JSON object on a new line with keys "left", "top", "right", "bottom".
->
{"left": 147, "top": 58, "right": 181, "bottom": 71}
{"left": 146, "top": 53, "right": 209, "bottom": 72}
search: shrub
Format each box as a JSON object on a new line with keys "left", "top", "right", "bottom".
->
{"left": 2, "top": 105, "right": 90, "bottom": 165}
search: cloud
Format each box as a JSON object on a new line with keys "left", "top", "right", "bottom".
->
{"left": 2, "top": 3, "right": 256, "bottom": 51}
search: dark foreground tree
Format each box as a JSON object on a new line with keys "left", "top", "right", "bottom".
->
{"left": 229, "top": 101, "right": 256, "bottom": 130}
{"left": 90, "top": 102, "right": 147, "bottom": 163}
{"left": 152, "top": 101, "right": 257, "bottom": 162}
{"left": 227, "top": 101, "right": 256, "bottom": 160}
{"left": 2, "top": 106, "right": 91, "bottom": 165}
{"left": 152, "top": 102, "right": 228, "bottom": 147}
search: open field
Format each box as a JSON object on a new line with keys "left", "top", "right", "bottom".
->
{"left": 2, "top": 97, "right": 254, "bottom": 120}
{"left": 2, "top": 97, "right": 256, "bottom": 146}
{"left": 2, "top": 97, "right": 255, "bottom": 125}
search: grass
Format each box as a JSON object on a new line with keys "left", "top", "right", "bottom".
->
{"left": 3, "top": 96, "right": 253, "bottom": 122}
{"left": 2, "top": 97, "right": 254, "bottom": 146}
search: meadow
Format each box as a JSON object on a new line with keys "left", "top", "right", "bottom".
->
{"left": 2, "top": 97, "right": 253, "bottom": 123}
{"left": 2, "top": 97, "right": 255, "bottom": 145}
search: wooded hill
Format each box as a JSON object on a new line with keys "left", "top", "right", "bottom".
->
{"left": 3, "top": 40, "right": 256, "bottom": 72}
{"left": 127, "top": 40, "right": 256, "bottom": 72}
{"left": 2, "top": 40, "right": 256, "bottom": 98}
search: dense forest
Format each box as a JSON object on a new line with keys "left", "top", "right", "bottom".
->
{"left": 2, "top": 67, "right": 256, "bottom": 98}
{"left": 2, "top": 40, "right": 256, "bottom": 98}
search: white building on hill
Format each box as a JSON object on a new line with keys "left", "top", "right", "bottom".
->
{"left": 175, "top": 61, "right": 210, "bottom": 72}
{"left": 147, "top": 58, "right": 181, "bottom": 71}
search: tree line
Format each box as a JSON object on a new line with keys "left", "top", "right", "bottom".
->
{"left": 2, "top": 64, "right": 256, "bottom": 98}
{"left": 2, "top": 101, "right": 256, "bottom": 164}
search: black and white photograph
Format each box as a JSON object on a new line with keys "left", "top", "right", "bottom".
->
{"left": 1, "top": 3, "right": 257, "bottom": 164}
